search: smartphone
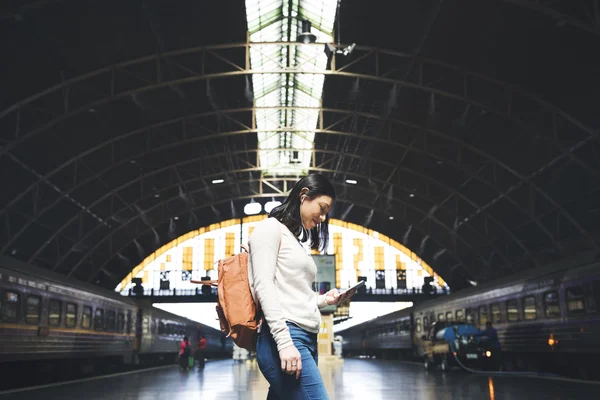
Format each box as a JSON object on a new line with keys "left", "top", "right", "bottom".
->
{"left": 338, "top": 280, "right": 366, "bottom": 302}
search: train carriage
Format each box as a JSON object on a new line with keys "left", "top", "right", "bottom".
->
{"left": 0, "top": 255, "right": 232, "bottom": 386}
{"left": 0, "top": 256, "right": 138, "bottom": 366}
{"left": 338, "top": 250, "right": 600, "bottom": 379}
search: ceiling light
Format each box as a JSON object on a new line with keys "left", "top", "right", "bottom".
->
{"left": 265, "top": 201, "right": 282, "bottom": 213}
{"left": 297, "top": 20, "right": 316, "bottom": 44}
{"left": 154, "top": 193, "right": 160, "bottom": 198}
{"left": 409, "top": 193, "right": 415, "bottom": 198}
{"left": 389, "top": 216, "right": 394, "bottom": 220}
{"left": 174, "top": 216, "right": 179, "bottom": 220}
{"left": 346, "top": 179, "right": 357, "bottom": 185}
{"left": 212, "top": 179, "right": 224, "bottom": 184}
{"left": 244, "top": 202, "right": 262, "bottom": 216}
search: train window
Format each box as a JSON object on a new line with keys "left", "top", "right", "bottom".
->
{"left": 106, "top": 311, "right": 116, "bottom": 331}
{"left": 446, "top": 311, "right": 453, "bottom": 322}
{"left": 507, "top": 300, "right": 519, "bottom": 322}
{"left": 478, "top": 306, "right": 488, "bottom": 325}
{"left": 94, "top": 308, "right": 104, "bottom": 330}
{"left": 523, "top": 296, "right": 537, "bottom": 320}
{"left": 66, "top": 303, "right": 77, "bottom": 328}
{"left": 143, "top": 317, "right": 150, "bottom": 334}
{"left": 402, "top": 320, "right": 410, "bottom": 331}
{"left": 25, "top": 296, "right": 41, "bottom": 324}
{"left": 1, "top": 291, "right": 20, "bottom": 322}
{"left": 589, "top": 281, "right": 600, "bottom": 314}
{"left": 416, "top": 318, "right": 422, "bottom": 333}
{"left": 465, "top": 308, "right": 475, "bottom": 324}
{"left": 566, "top": 286, "right": 585, "bottom": 316}
{"left": 82, "top": 306, "right": 92, "bottom": 329}
{"left": 437, "top": 313, "right": 445, "bottom": 322}
{"left": 423, "top": 316, "right": 429, "bottom": 329}
{"left": 117, "top": 313, "right": 125, "bottom": 333}
{"left": 455, "top": 309, "right": 464, "bottom": 321}
{"left": 158, "top": 321, "right": 165, "bottom": 335}
{"left": 48, "top": 299, "right": 62, "bottom": 326}
{"left": 544, "top": 291, "right": 560, "bottom": 318}
{"left": 151, "top": 319, "right": 158, "bottom": 334}
{"left": 126, "top": 311, "right": 132, "bottom": 334}
{"left": 491, "top": 303, "right": 502, "bottom": 323}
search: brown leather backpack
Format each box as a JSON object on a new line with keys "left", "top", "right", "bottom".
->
{"left": 191, "top": 244, "right": 262, "bottom": 351}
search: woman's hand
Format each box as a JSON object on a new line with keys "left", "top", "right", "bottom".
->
{"left": 279, "top": 345, "right": 302, "bottom": 379}
{"left": 324, "top": 288, "right": 342, "bottom": 305}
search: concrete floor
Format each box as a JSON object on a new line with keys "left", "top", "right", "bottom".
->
{"left": 0, "top": 358, "right": 597, "bottom": 399}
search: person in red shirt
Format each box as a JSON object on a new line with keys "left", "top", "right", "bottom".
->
{"left": 179, "top": 336, "right": 191, "bottom": 371}
{"left": 195, "top": 335, "right": 207, "bottom": 369}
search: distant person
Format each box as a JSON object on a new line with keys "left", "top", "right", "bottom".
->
{"left": 195, "top": 335, "right": 207, "bottom": 369}
{"left": 179, "top": 336, "right": 191, "bottom": 371}
{"left": 249, "top": 173, "right": 343, "bottom": 399}
{"left": 474, "top": 321, "right": 502, "bottom": 369}
{"left": 475, "top": 321, "right": 501, "bottom": 350}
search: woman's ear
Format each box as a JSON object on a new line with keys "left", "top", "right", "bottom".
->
{"left": 299, "top": 187, "right": 309, "bottom": 201}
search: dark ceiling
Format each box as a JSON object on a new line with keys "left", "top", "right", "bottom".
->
{"left": 0, "top": 0, "right": 599, "bottom": 291}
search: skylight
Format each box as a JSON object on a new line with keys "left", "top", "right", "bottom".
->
{"left": 245, "top": 0, "right": 338, "bottom": 176}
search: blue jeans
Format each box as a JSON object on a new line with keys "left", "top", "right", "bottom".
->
{"left": 256, "top": 322, "right": 329, "bottom": 400}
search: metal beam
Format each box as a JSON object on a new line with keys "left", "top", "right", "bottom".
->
{"left": 501, "top": 0, "right": 600, "bottom": 37}
{"left": 1, "top": 107, "right": 582, "bottom": 258}
{"left": 19, "top": 132, "right": 542, "bottom": 272}
{"left": 79, "top": 180, "right": 479, "bottom": 286}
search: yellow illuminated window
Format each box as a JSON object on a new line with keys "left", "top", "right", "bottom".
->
{"left": 225, "top": 233, "right": 235, "bottom": 256}
{"left": 374, "top": 246, "right": 384, "bottom": 270}
{"left": 183, "top": 247, "right": 193, "bottom": 271}
{"left": 204, "top": 239, "right": 215, "bottom": 270}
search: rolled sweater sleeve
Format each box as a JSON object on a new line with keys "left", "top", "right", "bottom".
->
{"left": 248, "top": 219, "right": 293, "bottom": 351}
{"left": 317, "top": 294, "right": 329, "bottom": 309}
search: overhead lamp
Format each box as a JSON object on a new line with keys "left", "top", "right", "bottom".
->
{"left": 212, "top": 179, "right": 224, "bottom": 184}
{"left": 389, "top": 216, "right": 394, "bottom": 220}
{"left": 409, "top": 193, "right": 415, "bottom": 198}
{"left": 297, "top": 20, "right": 316, "bottom": 44}
{"left": 265, "top": 200, "right": 282, "bottom": 213}
{"left": 244, "top": 202, "right": 262, "bottom": 216}
{"left": 345, "top": 179, "right": 357, "bottom": 185}
{"left": 324, "top": 42, "right": 356, "bottom": 58}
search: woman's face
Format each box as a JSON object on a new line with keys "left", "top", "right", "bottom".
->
{"left": 299, "top": 193, "right": 333, "bottom": 230}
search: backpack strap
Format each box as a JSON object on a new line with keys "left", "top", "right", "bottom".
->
{"left": 191, "top": 245, "right": 248, "bottom": 287}
{"left": 256, "top": 225, "right": 284, "bottom": 326}
{"left": 190, "top": 279, "right": 218, "bottom": 287}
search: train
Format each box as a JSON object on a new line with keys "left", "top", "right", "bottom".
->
{"left": 0, "top": 255, "right": 232, "bottom": 387}
{"left": 339, "top": 250, "right": 600, "bottom": 379}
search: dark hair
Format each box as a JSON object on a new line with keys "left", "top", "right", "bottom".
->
{"left": 183, "top": 335, "right": 189, "bottom": 341}
{"left": 269, "top": 173, "right": 336, "bottom": 251}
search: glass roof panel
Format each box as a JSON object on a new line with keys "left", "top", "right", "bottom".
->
{"left": 246, "top": 0, "right": 283, "bottom": 33}
{"left": 246, "top": 0, "right": 338, "bottom": 175}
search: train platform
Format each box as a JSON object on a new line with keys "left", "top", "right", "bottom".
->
{"left": 0, "top": 358, "right": 598, "bottom": 400}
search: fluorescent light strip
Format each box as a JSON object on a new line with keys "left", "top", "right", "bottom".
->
{"left": 245, "top": 0, "right": 338, "bottom": 176}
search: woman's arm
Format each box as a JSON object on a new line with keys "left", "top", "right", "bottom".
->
{"left": 317, "top": 294, "right": 329, "bottom": 309}
{"left": 317, "top": 289, "right": 341, "bottom": 309}
{"left": 249, "top": 219, "right": 293, "bottom": 351}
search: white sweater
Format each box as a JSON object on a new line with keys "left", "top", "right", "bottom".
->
{"left": 248, "top": 217, "right": 329, "bottom": 351}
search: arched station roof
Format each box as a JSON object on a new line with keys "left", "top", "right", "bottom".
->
{"left": 0, "top": 0, "right": 598, "bottom": 291}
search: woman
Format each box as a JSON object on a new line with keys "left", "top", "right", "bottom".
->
{"left": 248, "top": 173, "right": 342, "bottom": 399}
